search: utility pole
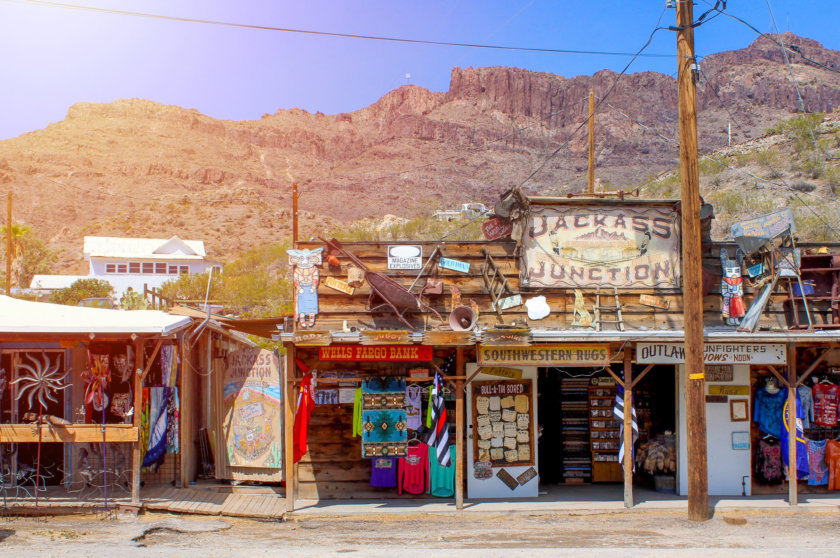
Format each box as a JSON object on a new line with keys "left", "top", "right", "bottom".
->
{"left": 6, "top": 192, "right": 11, "bottom": 293}
{"left": 676, "top": 0, "right": 709, "bottom": 521}
{"left": 292, "top": 182, "right": 299, "bottom": 249}
{"left": 588, "top": 89, "right": 595, "bottom": 194}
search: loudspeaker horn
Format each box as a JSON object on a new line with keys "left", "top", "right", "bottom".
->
{"left": 449, "top": 305, "right": 477, "bottom": 331}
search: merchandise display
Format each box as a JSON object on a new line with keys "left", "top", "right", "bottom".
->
{"left": 398, "top": 441, "right": 429, "bottom": 495}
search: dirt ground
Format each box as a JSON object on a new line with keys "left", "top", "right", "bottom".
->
{"left": 0, "top": 509, "right": 838, "bottom": 557}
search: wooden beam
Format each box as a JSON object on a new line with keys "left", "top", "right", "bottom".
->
{"left": 787, "top": 344, "right": 798, "bottom": 506}
{"left": 178, "top": 336, "right": 189, "bottom": 488}
{"left": 766, "top": 365, "right": 790, "bottom": 389}
{"left": 623, "top": 349, "right": 634, "bottom": 508}
{"left": 455, "top": 347, "right": 465, "bottom": 510}
{"left": 0, "top": 424, "right": 139, "bottom": 443}
{"left": 603, "top": 365, "right": 625, "bottom": 388}
{"left": 796, "top": 346, "right": 838, "bottom": 387}
{"left": 140, "top": 339, "right": 163, "bottom": 382}
{"left": 283, "top": 344, "right": 297, "bottom": 512}
{"left": 630, "top": 364, "right": 656, "bottom": 390}
{"left": 131, "top": 337, "right": 144, "bottom": 504}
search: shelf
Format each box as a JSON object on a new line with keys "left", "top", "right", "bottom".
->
{"left": 786, "top": 296, "right": 838, "bottom": 301}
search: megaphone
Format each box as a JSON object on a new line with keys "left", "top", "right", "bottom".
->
{"left": 449, "top": 305, "right": 477, "bottom": 331}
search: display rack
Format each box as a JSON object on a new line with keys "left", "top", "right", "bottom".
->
{"left": 785, "top": 253, "right": 840, "bottom": 329}
{"left": 560, "top": 377, "right": 591, "bottom": 483}
{"left": 589, "top": 380, "right": 622, "bottom": 483}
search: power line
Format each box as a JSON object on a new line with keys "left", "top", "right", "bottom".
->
{"left": 9, "top": 0, "right": 677, "bottom": 59}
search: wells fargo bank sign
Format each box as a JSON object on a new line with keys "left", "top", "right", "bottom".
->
{"left": 521, "top": 205, "right": 680, "bottom": 288}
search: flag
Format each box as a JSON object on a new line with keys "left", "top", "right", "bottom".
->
{"left": 427, "top": 371, "right": 451, "bottom": 466}
{"left": 613, "top": 386, "right": 638, "bottom": 472}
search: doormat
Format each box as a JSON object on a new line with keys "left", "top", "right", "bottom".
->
{"left": 362, "top": 377, "right": 408, "bottom": 458}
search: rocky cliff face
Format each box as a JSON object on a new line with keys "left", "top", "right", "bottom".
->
{"left": 1, "top": 33, "right": 840, "bottom": 273}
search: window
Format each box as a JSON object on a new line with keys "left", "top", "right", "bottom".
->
{"left": 117, "top": 264, "right": 127, "bottom": 273}
{"left": 129, "top": 262, "right": 140, "bottom": 274}
{"left": 155, "top": 263, "right": 167, "bottom": 274}
{"left": 168, "top": 265, "right": 178, "bottom": 274}
{"left": 142, "top": 263, "right": 154, "bottom": 274}
{"left": 179, "top": 265, "right": 189, "bottom": 275}
{"left": 106, "top": 264, "right": 116, "bottom": 273}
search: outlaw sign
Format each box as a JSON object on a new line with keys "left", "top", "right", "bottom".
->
{"left": 637, "top": 343, "right": 787, "bottom": 364}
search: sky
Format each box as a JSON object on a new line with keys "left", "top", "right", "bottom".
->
{"left": 1, "top": 0, "right": 839, "bottom": 140}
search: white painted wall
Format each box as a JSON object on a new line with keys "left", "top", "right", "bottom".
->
{"left": 466, "top": 364, "right": 539, "bottom": 499}
{"left": 88, "top": 258, "right": 214, "bottom": 295}
{"left": 678, "top": 364, "right": 752, "bottom": 496}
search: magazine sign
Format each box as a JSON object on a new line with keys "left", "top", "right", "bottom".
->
{"left": 387, "top": 245, "right": 422, "bottom": 270}
{"left": 521, "top": 205, "right": 680, "bottom": 288}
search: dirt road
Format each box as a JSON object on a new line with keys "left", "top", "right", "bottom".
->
{"left": 0, "top": 509, "right": 837, "bottom": 557}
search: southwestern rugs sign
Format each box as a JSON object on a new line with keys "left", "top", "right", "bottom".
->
{"left": 521, "top": 205, "right": 680, "bottom": 288}
{"left": 223, "top": 349, "right": 283, "bottom": 469}
{"left": 478, "top": 344, "right": 610, "bottom": 366}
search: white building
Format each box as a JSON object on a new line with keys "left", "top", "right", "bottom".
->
{"left": 30, "top": 235, "right": 221, "bottom": 298}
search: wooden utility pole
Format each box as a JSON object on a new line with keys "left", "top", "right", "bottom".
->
{"left": 292, "top": 182, "right": 299, "bottom": 249}
{"left": 588, "top": 89, "right": 595, "bottom": 194}
{"left": 455, "top": 347, "right": 465, "bottom": 510}
{"left": 622, "top": 348, "right": 634, "bottom": 508}
{"left": 676, "top": 0, "right": 709, "bottom": 521}
{"left": 283, "top": 344, "right": 297, "bottom": 512}
{"left": 6, "top": 192, "right": 11, "bottom": 292}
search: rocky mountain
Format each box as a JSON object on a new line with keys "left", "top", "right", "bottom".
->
{"left": 1, "top": 32, "right": 839, "bottom": 274}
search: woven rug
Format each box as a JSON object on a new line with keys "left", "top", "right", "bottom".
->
{"left": 361, "top": 377, "right": 407, "bottom": 458}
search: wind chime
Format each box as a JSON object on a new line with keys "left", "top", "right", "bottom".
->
{"left": 83, "top": 351, "right": 111, "bottom": 509}
{"left": 10, "top": 353, "right": 70, "bottom": 510}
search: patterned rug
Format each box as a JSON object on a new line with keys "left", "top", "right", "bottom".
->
{"left": 361, "top": 377, "right": 407, "bottom": 458}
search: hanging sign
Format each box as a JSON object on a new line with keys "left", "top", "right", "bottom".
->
{"left": 482, "top": 218, "right": 514, "bottom": 241}
{"left": 494, "top": 294, "right": 523, "bottom": 311}
{"left": 323, "top": 276, "right": 355, "bottom": 295}
{"left": 708, "top": 385, "right": 750, "bottom": 396}
{"left": 730, "top": 208, "right": 795, "bottom": 238}
{"left": 479, "top": 367, "right": 524, "bottom": 379}
{"left": 440, "top": 257, "right": 470, "bottom": 273}
{"left": 387, "top": 245, "right": 422, "bottom": 270}
{"left": 222, "top": 349, "right": 282, "bottom": 469}
{"left": 521, "top": 204, "right": 680, "bottom": 289}
{"left": 639, "top": 294, "right": 670, "bottom": 310}
{"left": 360, "top": 330, "right": 412, "bottom": 345}
{"left": 422, "top": 330, "right": 475, "bottom": 346}
{"left": 482, "top": 329, "right": 531, "bottom": 346}
{"left": 292, "top": 330, "right": 332, "bottom": 346}
{"left": 478, "top": 344, "right": 609, "bottom": 366}
{"left": 637, "top": 343, "right": 786, "bottom": 364}
{"left": 319, "top": 345, "right": 433, "bottom": 361}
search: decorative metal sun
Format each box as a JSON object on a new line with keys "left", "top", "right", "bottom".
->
{"left": 11, "top": 353, "right": 71, "bottom": 410}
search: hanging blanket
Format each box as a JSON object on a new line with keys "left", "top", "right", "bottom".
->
{"left": 361, "top": 377, "right": 408, "bottom": 458}
{"left": 143, "top": 386, "right": 170, "bottom": 469}
{"left": 167, "top": 387, "right": 180, "bottom": 454}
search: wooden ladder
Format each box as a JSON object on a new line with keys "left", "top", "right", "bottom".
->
{"left": 594, "top": 288, "right": 624, "bottom": 332}
{"left": 481, "top": 247, "right": 515, "bottom": 318}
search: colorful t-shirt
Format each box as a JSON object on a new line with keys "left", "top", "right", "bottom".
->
{"left": 798, "top": 385, "right": 814, "bottom": 430}
{"left": 808, "top": 439, "right": 829, "bottom": 486}
{"left": 398, "top": 441, "right": 429, "bottom": 495}
{"left": 814, "top": 383, "right": 839, "bottom": 427}
{"left": 352, "top": 387, "right": 363, "bottom": 437}
{"left": 428, "top": 444, "right": 456, "bottom": 498}
{"left": 406, "top": 385, "right": 423, "bottom": 431}
{"left": 753, "top": 387, "right": 786, "bottom": 438}
{"left": 370, "top": 457, "right": 398, "bottom": 488}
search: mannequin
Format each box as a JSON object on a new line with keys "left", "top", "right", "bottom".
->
{"left": 764, "top": 376, "right": 780, "bottom": 394}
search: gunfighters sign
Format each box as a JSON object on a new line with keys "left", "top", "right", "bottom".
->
{"left": 521, "top": 205, "right": 680, "bottom": 288}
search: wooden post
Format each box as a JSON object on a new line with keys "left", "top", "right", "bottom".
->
{"left": 623, "top": 347, "right": 634, "bottom": 508}
{"left": 676, "top": 0, "right": 709, "bottom": 521}
{"left": 131, "top": 337, "right": 144, "bottom": 504}
{"left": 179, "top": 336, "right": 189, "bottom": 488}
{"left": 283, "top": 344, "right": 296, "bottom": 511}
{"left": 6, "top": 192, "right": 11, "bottom": 292}
{"left": 588, "top": 89, "right": 595, "bottom": 194}
{"left": 455, "top": 347, "right": 465, "bottom": 510}
{"left": 292, "top": 182, "right": 299, "bottom": 249}
{"left": 787, "top": 343, "right": 798, "bottom": 506}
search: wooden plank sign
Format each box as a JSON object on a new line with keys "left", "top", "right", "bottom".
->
{"left": 361, "top": 330, "right": 412, "bottom": 345}
{"left": 705, "top": 365, "right": 734, "bottom": 382}
{"left": 708, "top": 385, "right": 750, "bottom": 396}
{"left": 493, "top": 294, "right": 523, "bottom": 311}
{"left": 482, "top": 328, "right": 531, "bottom": 346}
{"left": 293, "top": 330, "right": 332, "bottom": 346}
{"left": 482, "top": 217, "right": 514, "bottom": 241}
{"left": 440, "top": 257, "right": 470, "bottom": 273}
{"left": 639, "top": 294, "right": 670, "bottom": 310}
{"left": 422, "top": 330, "right": 474, "bottom": 346}
{"left": 479, "top": 366, "right": 523, "bottom": 379}
{"left": 319, "top": 345, "right": 433, "bottom": 361}
{"left": 323, "top": 276, "right": 355, "bottom": 295}
{"left": 478, "top": 344, "right": 609, "bottom": 366}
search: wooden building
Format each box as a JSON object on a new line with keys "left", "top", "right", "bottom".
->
{"left": 281, "top": 197, "right": 840, "bottom": 511}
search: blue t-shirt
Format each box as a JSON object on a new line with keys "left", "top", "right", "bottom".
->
{"left": 370, "top": 457, "right": 398, "bottom": 488}
{"left": 754, "top": 387, "right": 785, "bottom": 438}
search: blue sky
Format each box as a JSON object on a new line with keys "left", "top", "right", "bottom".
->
{"left": 0, "top": 0, "right": 838, "bottom": 140}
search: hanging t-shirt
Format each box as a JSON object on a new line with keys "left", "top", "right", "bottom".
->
{"left": 753, "top": 387, "right": 786, "bottom": 438}
{"left": 370, "top": 457, "right": 398, "bottom": 488}
{"left": 352, "top": 387, "right": 363, "bottom": 437}
{"left": 428, "top": 444, "right": 456, "bottom": 498}
{"left": 798, "top": 385, "right": 814, "bottom": 430}
{"left": 780, "top": 395, "right": 809, "bottom": 480}
{"left": 405, "top": 385, "right": 423, "bottom": 431}
{"left": 808, "top": 439, "right": 829, "bottom": 486}
{"left": 398, "top": 441, "right": 429, "bottom": 495}
{"left": 814, "top": 383, "right": 839, "bottom": 427}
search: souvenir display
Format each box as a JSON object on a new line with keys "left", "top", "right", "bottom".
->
{"left": 472, "top": 379, "right": 534, "bottom": 467}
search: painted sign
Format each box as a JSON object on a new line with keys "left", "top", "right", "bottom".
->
{"left": 482, "top": 329, "right": 531, "bottom": 346}
{"left": 705, "top": 395, "right": 728, "bottom": 403}
{"left": 478, "top": 344, "right": 610, "bottom": 366}
{"left": 730, "top": 208, "right": 795, "bottom": 239}
{"left": 387, "top": 245, "right": 422, "bottom": 270}
{"left": 639, "top": 294, "right": 670, "bottom": 310}
{"left": 292, "top": 330, "right": 332, "bottom": 346}
{"left": 223, "top": 349, "right": 282, "bottom": 469}
{"left": 319, "top": 345, "right": 434, "bottom": 361}
{"left": 323, "top": 276, "right": 355, "bottom": 295}
{"left": 494, "top": 294, "right": 523, "bottom": 311}
{"left": 361, "top": 330, "right": 412, "bottom": 345}
{"left": 708, "top": 385, "right": 750, "bottom": 396}
{"left": 440, "top": 257, "right": 471, "bottom": 273}
{"left": 637, "top": 343, "right": 786, "bottom": 364}
{"left": 521, "top": 205, "right": 680, "bottom": 288}
{"left": 472, "top": 379, "right": 534, "bottom": 467}
{"left": 422, "top": 330, "right": 475, "bottom": 346}
{"left": 482, "top": 218, "right": 514, "bottom": 241}
{"left": 479, "top": 367, "right": 524, "bottom": 379}
{"left": 705, "top": 365, "right": 734, "bottom": 382}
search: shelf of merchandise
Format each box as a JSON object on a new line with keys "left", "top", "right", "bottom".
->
{"left": 560, "top": 377, "right": 592, "bottom": 484}
{"left": 589, "top": 382, "right": 622, "bottom": 483}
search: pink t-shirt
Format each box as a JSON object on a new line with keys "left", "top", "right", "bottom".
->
{"left": 398, "top": 442, "right": 429, "bottom": 495}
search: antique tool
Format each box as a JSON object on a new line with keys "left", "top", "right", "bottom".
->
{"left": 320, "top": 238, "right": 443, "bottom": 330}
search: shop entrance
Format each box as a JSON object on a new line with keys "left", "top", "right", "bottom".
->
{"left": 537, "top": 365, "right": 676, "bottom": 492}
